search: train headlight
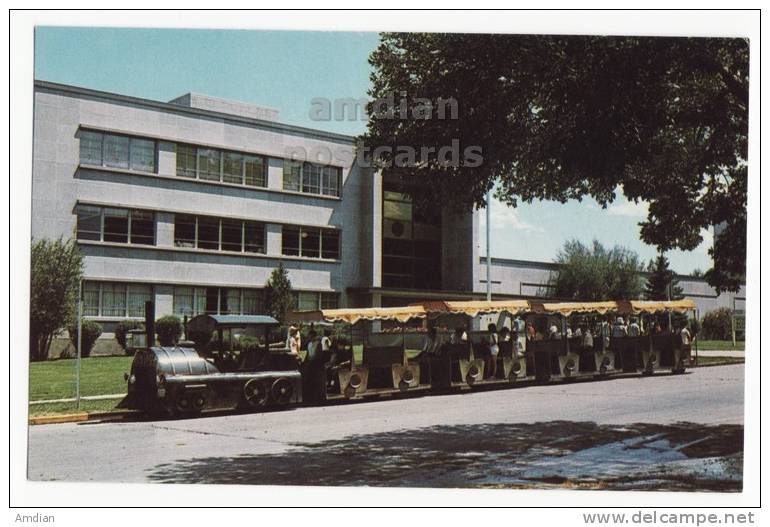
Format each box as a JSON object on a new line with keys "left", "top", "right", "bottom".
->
{"left": 402, "top": 370, "right": 415, "bottom": 384}
{"left": 128, "top": 374, "right": 136, "bottom": 384}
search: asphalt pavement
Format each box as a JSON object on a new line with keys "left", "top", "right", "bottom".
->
{"left": 27, "top": 364, "right": 744, "bottom": 490}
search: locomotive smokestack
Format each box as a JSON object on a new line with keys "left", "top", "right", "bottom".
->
{"left": 145, "top": 301, "right": 155, "bottom": 348}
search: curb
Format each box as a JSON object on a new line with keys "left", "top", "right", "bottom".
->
{"left": 690, "top": 360, "right": 745, "bottom": 368}
{"left": 28, "top": 409, "right": 136, "bottom": 426}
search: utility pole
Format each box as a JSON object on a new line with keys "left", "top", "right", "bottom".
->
{"left": 75, "top": 279, "right": 83, "bottom": 411}
{"left": 486, "top": 189, "right": 492, "bottom": 302}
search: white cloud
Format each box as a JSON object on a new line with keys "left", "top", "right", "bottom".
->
{"left": 605, "top": 198, "right": 649, "bottom": 218}
{"left": 478, "top": 201, "right": 542, "bottom": 233}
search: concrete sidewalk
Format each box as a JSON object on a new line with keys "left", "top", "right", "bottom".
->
{"left": 695, "top": 349, "right": 745, "bottom": 358}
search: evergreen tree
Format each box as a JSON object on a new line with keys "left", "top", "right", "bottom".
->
{"left": 644, "top": 254, "right": 683, "bottom": 301}
{"left": 264, "top": 261, "right": 294, "bottom": 324}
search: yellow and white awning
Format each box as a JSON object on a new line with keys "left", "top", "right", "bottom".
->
{"left": 288, "top": 305, "right": 427, "bottom": 325}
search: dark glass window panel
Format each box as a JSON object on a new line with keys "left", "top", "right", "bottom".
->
{"left": 130, "top": 210, "right": 155, "bottom": 245}
{"left": 130, "top": 138, "right": 156, "bottom": 172}
{"left": 321, "top": 230, "right": 340, "bottom": 259}
{"left": 221, "top": 218, "right": 243, "bottom": 252}
{"left": 83, "top": 281, "right": 101, "bottom": 316}
{"left": 103, "top": 208, "right": 129, "bottom": 243}
{"left": 383, "top": 218, "right": 412, "bottom": 239}
{"left": 320, "top": 293, "right": 339, "bottom": 310}
{"left": 242, "top": 289, "right": 262, "bottom": 315}
{"left": 128, "top": 284, "right": 152, "bottom": 317}
{"left": 301, "top": 228, "right": 320, "bottom": 258}
{"left": 221, "top": 288, "right": 240, "bottom": 315}
{"left": 283, "top": 160, "right": 302, "bottom": 191}
{"left": 297, "top": 292, "right": 319, "bottom": 311}
{"left": 174, "top": 214, "right": 196, "bottom": 248}
{"left": 173, "top": 286, "right": 195, "bottom": 316}
{"left": 205, "top": 287, "right": 219, "bottom": 314}
{"left": 101, "top": 282, "right": 127, "bottom": 317}
{"left": 244, "top": 222, "right": 265, "bottom": 254}
{"left": 383, "top": 237, "right": 413, "bottom": 257}
{"left": 198, "top": 149, "right": 221, "bottom": 182}
{"left": 76, "top": 205, "right": 102, "bottom": 241}
{"left": 244, "top": 156, "right": 266, "bottom": 187}
{"left": 103, "top": 135, "right": 130, "bottom": 169}
{"left": 383, "top": 275, "right": 413, "bottom": 288}
{"left": 176, "top": 144, "right": 197, "bottom": 178}
{"left": 282, "top": 226, "right": 300, "bottom": 256}
{"left": 384, "top": 256, "right": 414, "bottom": 276}
{"left": 321, "top": 166, "right": 340, "bottom": 196}
{"left": 222, "top": 152, "right": 243, "bottom": 184}
{"left": 414, "top": 240, "right": 441, "bottom": 259}
{"left": 79, "top": 131, "right": 103, "bottom": 165}
{"left": 383, "top": 199, "right": 412, "bottom": 221}
{"left": 197, "top": 216, "right": 220, "bottom": 250}
{"left": 302, "top": 163, "right": 321, "bottom": 194}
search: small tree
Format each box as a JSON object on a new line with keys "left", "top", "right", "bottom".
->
{"left": 155, "top": 316, "right": 183, "bottom": 346}
{"left": 644, "top": 254, "right": 684, "bottom": 301}
{"left": 701, "top": 308, "right": 733, "bottom": 340}
{"left": 66, "top": 320, "right": 103, "bottom": 358}
{"left": 546, "top": 239, "right": 644, "bottom": 301}
{"left": 30, "top": 238, "right": 84, "bottom": 361}
{"left": 264, "top": 261, "right": 294, "bottom": 324}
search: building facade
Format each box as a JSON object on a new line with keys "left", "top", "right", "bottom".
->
{"left": 32, "top": 81, "right": 744, "bottom": 354}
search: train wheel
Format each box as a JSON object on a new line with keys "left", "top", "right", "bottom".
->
{"left": 271, "top": 378, "right": 294, "bottom": 404}
{"left": 173, "top": 393, "right": 202, "bottom": 418}
{"left": 243, "top": 379, "right": 269, "bottom": 408}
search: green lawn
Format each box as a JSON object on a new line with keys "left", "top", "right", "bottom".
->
{"left": 29, "top": 356, "right": 132, "bottom": 401}
{"left": 695, "top": 340, "right": 745, "bottom": 351}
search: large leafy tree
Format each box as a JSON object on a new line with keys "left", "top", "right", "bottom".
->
{"left": 366, "top": 33, "right": 748, "bottom": 292}
{"left": 545, "top": 240, "right": 645, "bottom": 301}
{"left": 30, "top": 238, "right": 84, "bottom": 361}
{"left": 264, "top": 261, "right": 294, "bottom": 325}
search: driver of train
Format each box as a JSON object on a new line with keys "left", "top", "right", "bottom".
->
{"left": 628, "top": 317, "right": 641, "bottom": 337}
{"left": 487, "top": 323, "right": 500, "bottom": 379}
{"left": 612, "top": 317, "right": 628, "bottom": 338}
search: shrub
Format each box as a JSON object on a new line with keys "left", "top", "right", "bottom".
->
{"left": 155, "top": 315, "right": 183, "bottom": 346}
{"left": 66, "top": 320, "right": 103, "bottom": 358}
{"left": 701, "top": 308, "right": 733, "bottom": 340}
{"left": 114, "top": 320, "right": 144, "bottom": 351}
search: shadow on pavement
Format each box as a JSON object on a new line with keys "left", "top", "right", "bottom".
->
{"left": 147, "top": 421, "right": 742, "bottom": 491}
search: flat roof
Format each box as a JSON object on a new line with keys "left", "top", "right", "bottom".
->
{"left": 34, "top": 80, "right": 357, "bottom": 145}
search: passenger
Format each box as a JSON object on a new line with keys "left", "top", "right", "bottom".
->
{"left": 487, "top": 323, "right": 500, "bottom": 379}
{"left": 566, "top": 325, "right": 573, "bottom": 338}
{"left": 500, "top": 326, "right": 512, "bottom": 342}
{"left": 573, "top": 325, "right": 582, "bottom": 339}
{"left": 285, "top": 325, "right": 297, "bottom": 350}
{"left": 628, "top": 317, "right": 641, "bottom": 337}
{"left": 451, "top": 326, "right": 468, "bottom": 344}
{"left": 612, "top": 317, "right": 628, "bottom": 338}
{"left": 548, "top": 322, "right": 560, "bottom": 339}
{"left": 288, "top": 327, "right": 301, "bottom": 360}
{"left": 320, "top": 329, "right": 332, "bottom": 363}
{"left": 582, "top": 326, "right": 594, "bottom": 351}
{"left": 680, "top": 323, "right": 692, "bottom": 348}
{"left": 305, "top": 329, "right": 319, "bottom": 363}
{"left": 601, "top": 318, "right": 611, "bottom": 350}
{"left": 526, "top": 321, "right": 536, "bottom": 341}
{"left": 415, "top": 327, "right": 438, "bottom": 360}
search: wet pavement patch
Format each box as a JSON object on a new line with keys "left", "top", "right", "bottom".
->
{"left": 148, "top": 421, "right": 742, "bottom": 491}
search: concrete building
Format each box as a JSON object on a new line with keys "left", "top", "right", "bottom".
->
{"left": 32, "top": 81, "right": 744, "bottom": 354}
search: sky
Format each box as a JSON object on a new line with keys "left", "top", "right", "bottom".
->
{"left": 34, "top": 27, "right": 713, "bottom": 275}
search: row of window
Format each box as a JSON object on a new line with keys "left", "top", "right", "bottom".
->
{"left": 83, "top": 282, "right": 153, "bottom": 317}
{"left": 174, "top": 214, "right": 266, "bottom": 254}
{"left": 79, "top": 132, "right": 343, "bottom": 198}
{"left": 80, "top": 131, "right": 156, "bottom": 173}
{"left": 283, "top": 160, "right": 341, "bottom": 197}
{"left": 75, "top": 206, "right": 341, "bottom": 260}
{"left": 81, "top": 282, "right": 340, "bottom": 318}
{"left": 75, "top": 205, "right": 155, "bottom": 245}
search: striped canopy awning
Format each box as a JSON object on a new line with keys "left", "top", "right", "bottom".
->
{"left": 288, "top": 305, "right": 427, "bottom": 325}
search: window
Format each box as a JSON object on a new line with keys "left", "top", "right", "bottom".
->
{"left": 128, "top": 284, "right": 152, "bottom": 317}
{"left": 197, "top": 216, "right": 220, "bottom": 250}
{"left": 174, "top": 287, "right": 262, "bottom": 316}
{"left": 244, "top": 221, "right": 265, "bottom": 254}
{"left": 223, "top": 152, "right": 243, "bottom": 185}
{"left": 221, "top": 218, "right": 242, "bottom": 252}
{"left": 130, "top": 138, "right": 156, "bottom": 172}
{"left": 281, "top": 226, "right": 339, "bottom": 259}
{"left": 176, "top": 144, "right": 197, "bottom": 178}
{"left": 79, "top": 130, "right": 156, "bottom": 172}
{"left": 173, "top": 215, "right": 266, "bottom": 254}
{"left": 283, "top": 161, "right": 341, "bottom": 197}
{"left": 198, "top": 149, "right": 221, "bottom": 182}
{"left": 76, "top": 205, "right": 155, "bottom": 246}
{"left": 81, "top": 282, "right": 152, "bottom": 318}
{"left": 291, "top": 291, "right": 339, "bottom": 311}
{"left": 244, "top": 156, "right": 266, "bottom": 187}
{"left": 283, "top": 160, "right": 302, "bottom": 192}
{"left": 75, "top": 205, "right": 102, "bottom": 241}
{"left": 79, "top": 131, "right": 103, "bottom": 166}
{"left": 103, "top": 208, "right": 129, "bottom": 243}
{"left": 103, "top": 135, "right": 130, "bottom": 169}
{"left": 130, "top": 210, "right": 155, "bottom": 245}
{"left": 302, "top": 163, "right": 322, "bottom": 194}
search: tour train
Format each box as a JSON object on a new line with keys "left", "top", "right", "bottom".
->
{"left": 120, "top": 299, "right": 697, "bottom": 417}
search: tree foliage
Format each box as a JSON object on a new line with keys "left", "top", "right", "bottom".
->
{"left": 366, "top": 33, "right": 748, "bottom": 292}
{"left": 155, "top": 315, "right": 183, "bottom": 346}
{"left": 701, "top": 307, "right": 734, "bottom": 340}
{"left": 30, "top": 238, "right": 84, "bottom": 361}
{"left": 644, "top": 254, "right": 684, "bottom": 301}
{"left": 264, "top": 261, "right": 294, "bottom": 324}
{"left": 66, "top": 319, "right": 103, "bottom": 358}
{"left": 545, "top": 240, "right": 645, "bottom": 301}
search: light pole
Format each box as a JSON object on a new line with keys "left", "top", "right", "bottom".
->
{"left": 75, "top": 279, "right": 83, "bottom": 411}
